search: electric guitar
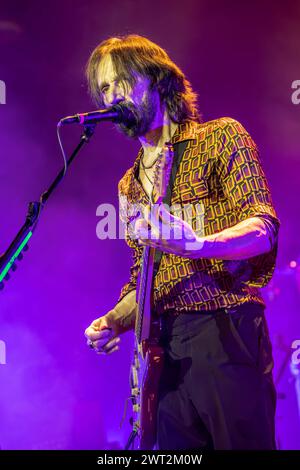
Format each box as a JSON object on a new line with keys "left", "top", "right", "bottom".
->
{"left": 127, "top": 142, "right": 174, "bottom": 450}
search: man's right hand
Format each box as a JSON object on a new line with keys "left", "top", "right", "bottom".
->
{"left": 84, "top": 315, "right": 120, "bottom": 355}
{"left": 85, "top": 291, "right": 137, "bottom": 355}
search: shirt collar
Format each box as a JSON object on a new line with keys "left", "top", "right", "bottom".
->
{"left": 132, "top": 120, "right": 199, "bottom": 176}
{"left": 170, "top": 120, "right": 200, "bottom": 144}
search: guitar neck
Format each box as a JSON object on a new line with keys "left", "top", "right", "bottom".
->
{"left": 135, "top": 142, "right": 174, "bottom": 344}
{"left": 135, "top": 243, "right": 156, "bottom": 344}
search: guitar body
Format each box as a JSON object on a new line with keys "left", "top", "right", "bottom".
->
{"left": 127, "top": 144, "right": 174, "bottom": 450}
{"left": 130, "top": 335, "right": 164, "bottom": 450}
{"left": 129, "top": 246, "right": 164, "bottom": 450}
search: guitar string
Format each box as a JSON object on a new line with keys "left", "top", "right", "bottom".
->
{"left": 137, "top": 248, "right": 150, "bottom": 339}
{"left": 139, "top": 251, "right": 150, "bottom": 331}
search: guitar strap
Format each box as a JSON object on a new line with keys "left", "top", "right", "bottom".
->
{"left": 153, "top": 139, "right": 189, "bottom": 277}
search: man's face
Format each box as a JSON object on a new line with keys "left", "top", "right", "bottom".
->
{"left": 96, "top": 54, "right": 160, "bottom": 138}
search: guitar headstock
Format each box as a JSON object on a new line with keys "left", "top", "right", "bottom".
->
{"left": 152, "top": 142, "right": 174, "bottom": 204}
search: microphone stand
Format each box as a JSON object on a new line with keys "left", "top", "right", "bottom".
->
{"left": 0, "top": 124, "right": 95, "bottom": 289}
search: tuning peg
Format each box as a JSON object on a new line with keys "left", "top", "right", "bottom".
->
{"left": 17, "top": 253, "right": 23, "bottom": 261}
{"left": 11, "top": 263, "right": 17, "bottom": 272}
{"left": 4, "top": 273, "right": 10, "bottom": 281}
{"left": 23, "top": 244, "right": 29, "bottom": 252}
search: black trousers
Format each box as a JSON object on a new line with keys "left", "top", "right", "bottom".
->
{"left": 157, "top": 303, "right": 277, "bottom": 450}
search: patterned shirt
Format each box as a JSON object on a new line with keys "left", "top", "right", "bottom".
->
{"left": 117, "top": 117, "right": 280, "bottom": 314}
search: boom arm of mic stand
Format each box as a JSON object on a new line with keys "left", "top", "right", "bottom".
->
{"left": 0, "top": 124, "right": 95, "bottom": 290}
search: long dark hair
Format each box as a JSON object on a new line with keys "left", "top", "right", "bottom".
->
{"left": 86, "top": 34, "right": 200, "bottom": 123}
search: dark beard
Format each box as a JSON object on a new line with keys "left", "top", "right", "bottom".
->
{"left": 115, "top": 93, "right": 157, "bottom": 139}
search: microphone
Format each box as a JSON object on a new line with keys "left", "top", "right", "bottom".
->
{"left": 59, "top": 103, "right": 136, "bottom": 126}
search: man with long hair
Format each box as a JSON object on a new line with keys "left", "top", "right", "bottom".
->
{"left": 84, "top": 35, "right": 279, "bottom": 450}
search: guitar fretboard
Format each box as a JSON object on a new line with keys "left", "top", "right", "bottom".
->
{"left": 135, "top": 244, "right": 153, "bottom": 343}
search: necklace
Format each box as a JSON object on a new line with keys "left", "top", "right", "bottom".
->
{"left": 140, "top": 158, "right": 156, "bottom": 170}
{"left": 140, "top": 149, "right": 163, "bottom": 170}
{"left": 140, "top": 160, "right": 155, "bottom": 186}
{"left": 139, "top": 149, "right": 164, "bottom": 188}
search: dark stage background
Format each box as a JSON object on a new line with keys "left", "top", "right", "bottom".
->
{"left": 0, "top": 0, "right": 299, "bottom": 450}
